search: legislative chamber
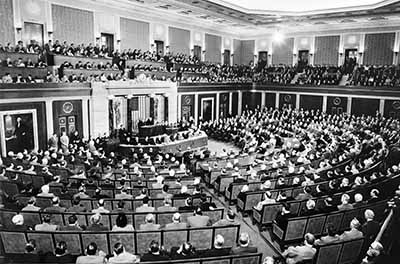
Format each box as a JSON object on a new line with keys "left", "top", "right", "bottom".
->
{"left": 0, "top": 0, "right": 400, "bottom": 264}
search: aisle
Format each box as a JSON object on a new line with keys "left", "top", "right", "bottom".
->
{"left": 203, "top": 139, "right": 279, "bottom": 259}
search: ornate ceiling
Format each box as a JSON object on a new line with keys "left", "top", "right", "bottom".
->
{"left": 111, "top": 0, "right": 400, "bottom": 36}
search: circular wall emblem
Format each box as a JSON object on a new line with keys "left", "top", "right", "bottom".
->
{"left": 333, "top": 97, "right": 342, "bottom": 106}
{"left": 184, "top": 96, "right": 192, "bottom": 105}
{"left": 62, "top": 102, "right": 74, "bottom": 114}
{"left": 392, "top": 101, "right": 400, "bottom": 110}
{"left": 284, "top": 95, "right": 292, "bottom": 103}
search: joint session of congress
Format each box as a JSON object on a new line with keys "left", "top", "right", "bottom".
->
{"left": 0, "top": 0, "right": 400, "bottom": 263}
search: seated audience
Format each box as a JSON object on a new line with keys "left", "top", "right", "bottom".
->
{"left": 164, "top": 212, "right": 187, "bottom": 229}
{"left": 200, "top": 234, "right": 231, "bottom": 257}
{"left": 314, "top": 223, "right": 339, "bottom": 246}
{"left": 108, "top": 242, "right": 139, "bottom": 264}
{"left": 141, "top": 240, "right": 170, "bottom": 261}
{"left": 140, "top": 213, "right": 161, "bottom": 231}
{"left": 230, "top": 232, "right": 258, "bottom": 255}
{"left": 282, "top": 233, "right": 316, "bottom": 264}
{"left": 34, "top": 214, "right": 58, "bottom": 231}
{"left": 339, "top": 218, "right": 363, "bottom": 241}
{"left": 170, "top": 242, "right": 198, "bottom": 259}
{"left": 187, "top": 207, "right": 211, "bottom": 227}
{"left": 75, "top": 242, "right": 106, "bottom": 264}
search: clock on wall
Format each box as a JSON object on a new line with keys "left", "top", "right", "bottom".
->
{"left": 284, "top": 95, "right": 292, "bottom": 102}
{"left": 333, "top": 97, "right": 342, "bottom": 106}
{"left": 62, "top": 102, "right": 74, "bottom": 114}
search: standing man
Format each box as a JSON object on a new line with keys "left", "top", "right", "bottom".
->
{"left": 48, "top": 133, "right": 59, "bottom": 151}
{"left": 60, "top": 131, "right": 69, "bottom": 154}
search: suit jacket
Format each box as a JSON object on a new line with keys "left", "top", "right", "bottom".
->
{"left": 339, "top": 229, "right": 363, "bottom": 241}
{"left": 283, "top": 245, "right": 316, "bottom": 264}
{"left": 315, "top": 235, "right": 340, "bottom": 246}
{"left": 140, "top": 253, "right": 170, "bottom": 262}
{"left": 139, "top": 223, "right": 161, "bottom": 231}
{"left": 76, "top": 255, "right": 105, "bottom": 264}
{"left": 165, "top": 222, "right": 188, "bottom": 229}
{"left": 135, "top": 205, "right": 155, "bottom": 213}
{"left": 362, "top": 220, "right": 380, "bottom": 242}
{"left": 230, "top": 246, "right": 258, "bottom": 255}
{"left": 187, "top": 215, "right": 211, "bottom": 227}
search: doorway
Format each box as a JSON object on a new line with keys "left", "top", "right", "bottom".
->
{"left": 23, "top": 22, "right": 44, "bottom": 47}
{"left": 223, "top": 49, "right": 231, "bottom": 65}
{"left": 155, "top": 40, "right": 164, "bottom": 56}
{"left": 344, "top": 48, "right": 358, "bottom": 74}
{"left": 331, "top": 107, "right": 343, "bottom": 115}
{"left": 298, "top": 50, "right": 309, "bottom": 70}
{"left": 101, "top": 33, "right": 114, "bottom": 52}
{"left": 193, "top": 45, "right": 201, "bottom": 61}
{"left": 201, "top": 98, "right": 214, "bottom": 121}
{"left": 258, "top": 51, "right": 268, "bottom": 71}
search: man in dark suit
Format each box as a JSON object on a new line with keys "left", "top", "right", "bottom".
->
{"left": 230, "top": 232, "right": 258, "bottom": 255}
{"left": 275, "top": 203, "right": 294, "bottom": 230}
{"left": 200, "top": 234, "right": 231, "bottom": 257}
{"left": 362, "top": 209, "right": 380, "bottom": 245}
{"left": 140, "top": 240, "right": 170, "bottom": 261}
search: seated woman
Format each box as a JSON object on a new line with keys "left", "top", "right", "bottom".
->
{"left": 112, "top": 212, "right": 134, "bottom": 231}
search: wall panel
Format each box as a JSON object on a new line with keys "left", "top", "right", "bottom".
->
{"left": 231, "top": 92, "right": 238, "bottom": 116}
{"left": 181, "top": 95, "right": 194, "bottom": 121}
{"left": 240, "top": 40, "right": 255, "bottom": 66}
{"left": 52, "top": 100, "right": 83, "bottom": 137}
{"left": 299, "top": 95, "right": 323, "bottom": 111}
{"left": 314, "top": 35, "right": 340, "bottom": 65}
{"left": 351, "top": 98, "right": 379, "bottom": 116}
{"left": 272, "top": 38, "right": 294, "bottom": 65}
{"left": 265, "top": 93, "right": 276, "bottom": 109}
{"left": 327, "top": 96, "right": 347, "bottom": 115}
{"left": 364, "top": 32, "right": 395, "bottom": 65}
{"left": 384, "top": 99, "right": 400, "bottom": 119}
{"left": 279, "top": 93, "right": 296, "bottom": 109}
{"left": 242, "top": 91, "right": 261, "bottom": 111}
{"left": 0, "top": 0, "right": 15, "bottom": 45}
{"left": 120, "top": 17, "right": 149, "bottom": 51}
{"left": 205, "top": 34, "right": 221, "bottom": 63}
{"left": 233, "top": 39, "right": 241, "bottom": 65}
{"left": 52, "top": 4, "right": 94, "bottom": 44}
{"left": 168, "top": 27, "right": 190, "bottom": 55}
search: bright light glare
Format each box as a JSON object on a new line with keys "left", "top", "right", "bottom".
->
{"left": 273, "top": 31, "right": 284, "bottom": 43}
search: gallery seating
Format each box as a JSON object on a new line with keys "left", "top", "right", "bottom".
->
{"left": 312, "top": 237, "right": 364, "bottom": 264}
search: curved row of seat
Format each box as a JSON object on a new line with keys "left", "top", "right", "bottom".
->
{"left": 0, "top": 224, "right": 240, "bottom": 256}
{"left": 0, "top": 208, "right": 225, "bottom": 231}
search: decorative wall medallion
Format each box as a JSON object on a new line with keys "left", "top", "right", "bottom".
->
{"left": 333, "top": 97, "right": 342, "bottom": 106}
{"left": 184, "top": 96, "right": 192, "bottom": 105}
{"left": 392, "top": 101, "right": 400, "bottom": 110}
{"left": 62, "top": 102, "right": 74, "bottom": 114}
{"left": 284, "top": 95, "right": 292, "bottom": 102}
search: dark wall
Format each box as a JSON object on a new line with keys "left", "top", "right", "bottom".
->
{"left": 265, "top": 93, "right": 276, "bottom": 109}
{"left": 384, "top": 99, "right": 400, "bottom": 119}
{"left": 351, "top": 98, "right": 379, "bottom": 116}
{"left": 0, "top": 102, "right": 47, "bottom": 151}
{"left": 327, "top": 96, "right": 347, "bottom": 115}
{"left": 242, "top": 91, "right": 261, "bottom": 111}
{"left": 219, "top": 93, "right": 230, "bottom": 118}
{"left": 279, "top": 93, "right": 296, "bottom": 109}
{"left": 231, "top": 92, "right": 238, "bottom": 116}
{"left": 52, "top": 100, "right": 83, "bottom": 137}
{"left": 181, "top": 94, "right": 195, "bottom": 121}
{"left": 300, "top": 95, "right": 323, "bottom": 111}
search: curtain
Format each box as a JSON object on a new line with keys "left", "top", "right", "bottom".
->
{"left": 364, "top": 33, "right": 395, "bottom": 65}
{"left": 240, "top": 40, "right": 255, "bottom": 66}
{"left": 120, "top": 17, "right": 149, "bottom": 51}
{"left": 272, "top": 38, "right": 294, "bottom": 65}
{"left": 52, "top": 4, "right": 94, "bottom": 45}
{"left": 168, "top": 27, "right": 190, "bottom": 55}
{"left": 205, "top": 33, "right": 222, "bottom": 63}
{"left": 0, "top": 0, "right": 15, "bottom": 45}
{"left": 314, "top": 35, "right": 340, "bottom": 65}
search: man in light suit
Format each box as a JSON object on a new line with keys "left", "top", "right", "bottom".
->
{"left": 165, "top": 213, "right": 187, "bottom": 229}
{"left": 213, "top": 209, "right": 239, "bottom": 226}
{"left": 136, "top": 196, "right": 155, "bottom": 213}
{"left": 187, "top": 207, "right": 211, "bottom": 227}
{"left": 315, "top": 223, "right": 339, "bottom": 246}
{"left": 230, "top": 233, "right": 258, "bottom": 255}
{"left": 139, "top": 213, "right": 161, "bottom": 231}
{"left": 282, "top": 233, "right": 316, "bottom": 264}
{"left": 157, "top": 198, "right": 177, "bottom": 212}
{"left": 339, "top": 218, "right": 363, "bottom": 241}
{"left": 115, "top": 187, "right": 133, "bottom": 200}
